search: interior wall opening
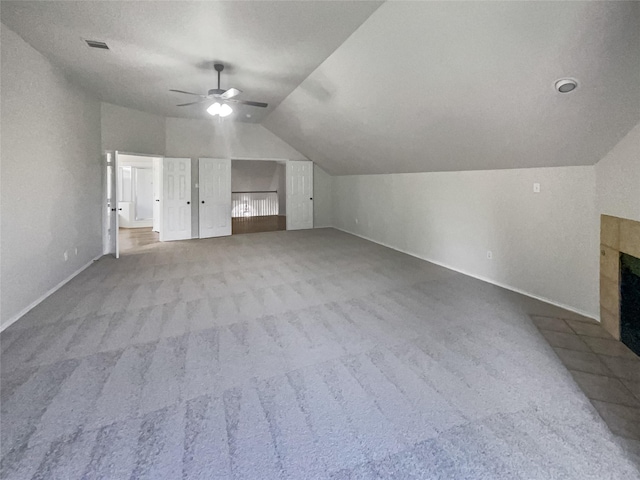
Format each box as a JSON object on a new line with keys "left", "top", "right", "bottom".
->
{"left": 117, "top": 153, "right": 162, "bottom": 254}
{"left": 231, "top": 159, "right": 286, "bottom": 235}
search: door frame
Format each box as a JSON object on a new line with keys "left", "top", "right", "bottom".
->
{"left": 230, "top": 157, "right": 289, "bottom": 231}
{"left": 103, "top": 150, "right": 164, "bottom": 258}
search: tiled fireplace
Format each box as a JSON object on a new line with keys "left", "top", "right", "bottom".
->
{"left": 600, "top": 215, "right": 640, "bottom": 354}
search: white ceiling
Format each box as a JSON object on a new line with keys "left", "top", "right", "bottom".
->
{"left": 2, "top": 1, "right": 639, "bottom": 175}
{"left": 0, "top": 1, "right": 382, "bottom": 123}
{"left": 263, "top": 1, "right": 640, "bottom": 174}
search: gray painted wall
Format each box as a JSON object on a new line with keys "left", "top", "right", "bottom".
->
{"left": 277, "top": 164, "right": 286, "bottom": 216}
{"left": 313, "top": 165, "right": 333, "bottom": 228}
{"left": 327, "top": 124, "right": 640, "bottom": 319}
{"left": 332, "top": 166, "right": 599, "bottom": 318}
{"left": 1, "top": 25, "right": 103, "bottom": 328}
{"left": 231, "top": 160, "right": 281, "bottom": 193}
{"left": 101, "top": 103, "right": 165, "bottom": 155}
{"left": 596, "top": 122, "right": 640, "bottom": 222}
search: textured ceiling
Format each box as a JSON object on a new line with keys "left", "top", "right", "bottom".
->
{"left": 2, "top": 1, "right": 639, "bottom": 174}
{"left": 263, "top": 1, "right": 640, "bottom": 174}
{"left": 0, "top": 0, "right": 382, "bottom": 123}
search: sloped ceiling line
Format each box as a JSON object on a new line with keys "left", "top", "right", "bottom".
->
{"left": 263, "top": 1, "right": 640, "bottom": 175}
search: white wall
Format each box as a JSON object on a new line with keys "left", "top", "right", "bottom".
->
{"left": 277, "top": 163, "right": 286, "bottom": 216}
{"left": 332, "top": 167, "right": 599, "bottom": 318}
{"left": 596, "top": 122, "right": 640, "bottom": 222}
{"left": 165, "top": 117, "right": 307, "bottom": 160}
{"left": 1, "top": 25, "right": 103, "bottom": 329}
{"left": 231, "top": 160, "right": 281, "bottom": 193}
{"left": 101, "top": 103, "right": 166, "bottom": 155}
{"left": 313, "top": 164, "right": 333, "bottom": 228}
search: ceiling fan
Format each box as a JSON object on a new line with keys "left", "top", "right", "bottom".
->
{"left": 170, "top": 63, "right": 268, "bottom": 117}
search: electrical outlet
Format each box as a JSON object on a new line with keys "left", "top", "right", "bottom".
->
{"left": 355, "top": 218, "right": 359, "bottom": 224}
{"left": 487, "top": 250, "right": 493, "bottom": 260}
{"left": 533, "top": 182, "right": 541, "bottom": 193}
{"left": 74, "top": 247, "right": 78, "bottom": 256}
{"left": 64, "top": 251, "right": 69, "bottom": 262}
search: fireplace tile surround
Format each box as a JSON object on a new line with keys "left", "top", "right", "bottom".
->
{"left": 600, "top": 215, "right": 640, "bottom": 340}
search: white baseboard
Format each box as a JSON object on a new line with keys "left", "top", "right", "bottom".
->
{"left": 332, "top": 227, "right": 599, "bottom": 322}
{"left": 1, "top": 254, "right": 103, "bottom": 332}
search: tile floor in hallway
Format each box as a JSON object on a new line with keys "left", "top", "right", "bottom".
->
{"left": 1, "top": 229, "right": 639, "bottom": 479}
{"left": 531, "top": 315, "right": 640, "bottom": 441}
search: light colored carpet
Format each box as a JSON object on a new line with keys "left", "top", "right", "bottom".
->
{"left": 1, "top": 228, "right": 638, "bottom": 479}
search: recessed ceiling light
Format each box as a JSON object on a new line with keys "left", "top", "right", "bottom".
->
{"left": 555, "top": 78, "right": 577, "bottom": 93}
{"left": 246, "top": 114, "right": 252, "bottom": 118}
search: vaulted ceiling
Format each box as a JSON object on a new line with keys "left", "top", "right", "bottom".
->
{"left": 264, "top": 1, "right": 640, "bottom": 174}
{"left": 0, "top": 1, "right": 382, "bottom": 123}
{"left": 2, "top": 1, "right": 639, "bottom": 175}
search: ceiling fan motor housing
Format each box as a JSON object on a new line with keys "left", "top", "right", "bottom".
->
{"left": 208, "top": 88, "right": 225, "bottom": 96}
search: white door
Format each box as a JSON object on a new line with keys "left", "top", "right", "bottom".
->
{"left": 199, "top": 158, "right": 231, "bottom": 238}
{"left": 286, "top": 161, "right": 314, "bottom": 230}
{"left": 152, "top": 158, "right": 161, "bottom": 232}
{"left": 161, "top": 157, "right": 192, "bottom": 241}
{"left": 104, "top": 152, "right": 119, "bottom": 258}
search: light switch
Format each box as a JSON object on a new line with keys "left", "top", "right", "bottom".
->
{"left": 533, "top": 183, "right": 541, "bottom": 193}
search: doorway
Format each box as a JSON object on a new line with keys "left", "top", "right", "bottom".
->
{"left": 116, "top": 153, "right": 162, "bottom": 254}
{"left": 231, "top": 159, "right": 287, "bottom": 235}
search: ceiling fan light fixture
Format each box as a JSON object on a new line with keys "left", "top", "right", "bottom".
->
{"left": 219, "top": 104, "right": 233, "bottom": 117}
{"left": 207, "top": 102, "right": 221, "bottom": 116}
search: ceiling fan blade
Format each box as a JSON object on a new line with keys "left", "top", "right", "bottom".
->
{"left": 170, "top": 89, "right": 207, "bottom": 97}
{"left": 176, "top": 99, "right": 209, "bottom": 107}
{"left": 225, "top": 99, "right": 269, "bottom": 108}
{"left": 220, "top": 88, "right": 242, "bottom": 99}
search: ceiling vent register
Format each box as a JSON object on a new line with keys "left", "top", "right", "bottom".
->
{"left": 85, "top": 40, "right": 109, "bottom": 50}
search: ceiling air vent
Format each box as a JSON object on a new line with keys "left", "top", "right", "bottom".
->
{"left": 85, "top": 39, "right": 109, "bottom": 50}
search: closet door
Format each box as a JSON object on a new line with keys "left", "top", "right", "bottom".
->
{"left": 161, "top": 157, "right": 191, "bottom": 241}
{"left": 152, "top": 158, "right": 161, "bottom": 233}
{"left": 286, "top": 161, "right": 313, "bottom": 230}
{"left": 199, "top": 158, "right": 231, "bottom": 238}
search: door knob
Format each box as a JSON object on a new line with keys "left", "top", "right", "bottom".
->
{"left": 118, "top": 208, "right": 122, "bottom": 211}
{"left": 187, "top": 201, "right": 191, "bottom": 205}
{"left": 201, "top": 201, "right": 205, "bottom": 204}
{"left": 155, "top": 199, "right": 160, "bottom": 202}
{"left": 310, "top": 197, "right": 313, "bottom": 200}
{"left": 111, "top": 208, "right": 116, "bottom": 212}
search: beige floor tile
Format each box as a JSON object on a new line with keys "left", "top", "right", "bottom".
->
{"left": 553, "top": 348, "right": 612, "bottom": 376}
{"left": 592, "top": 400, "right": 640, "bottom": 440}
{"left": 539, "top": 329, "right": 590, "bottom": 352}
{"left": 582, "top": 337, "right": 639, "bottom": 359}
{"left": 566, "top": 319, "right": 612, "bottom": 339}
{"left": 530, "top": 316, "right": 573, "bottom": 333}
{"left": 598, "top": 355, "right": 640, "bottom": 382}
{"left": 570, "top": 371, "right": 640, "bottom": 407}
